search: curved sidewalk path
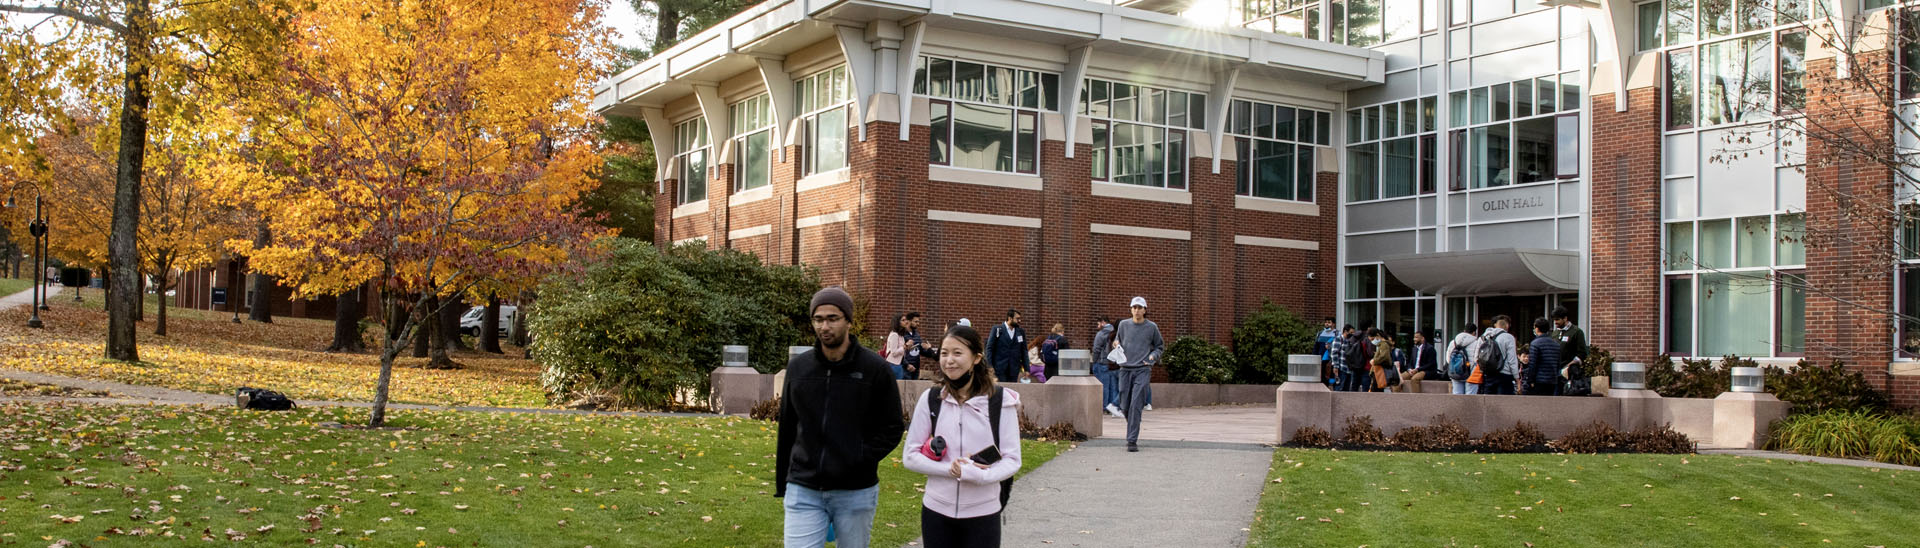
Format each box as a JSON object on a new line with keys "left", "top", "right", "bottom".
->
{"left": 985, "top": 438, "right": 1274, "bottom": 548}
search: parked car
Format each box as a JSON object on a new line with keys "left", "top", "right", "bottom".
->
{"left": 459, "top": 305, "right": 518, "bottom": 337}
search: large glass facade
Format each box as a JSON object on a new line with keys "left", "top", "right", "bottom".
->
{"left": 1082, "top": 78, "right": 1205, "bottom": 188}
{"left": 1232, "top": 99, "right": 1331, "bottom": 202}
{"left": 1662, "top": 214, "right": 1807, "bottom": 357}
{"left": 917, "top": 56, "right": 1056, "bottom": 174}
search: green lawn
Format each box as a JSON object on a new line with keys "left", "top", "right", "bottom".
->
{"left": 1248, "top": 449, "right": 1919, "bottom": 547}
{"left": 0, "top": 402, "right": 1066, "bottom": 547}
{"left": 0, "top": 277, "right": 34, "bottom": 299}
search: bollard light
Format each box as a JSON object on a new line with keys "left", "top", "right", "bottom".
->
{"left": 1287, "top": 354, "right": 1321, "bottom": 383}
{"left": 1612, "top": 362, "right": 1647, "bottom": 390}
{"left": 1730, "top": 366, "right": 1763, "bottom": 393}
{"left": 723, "top": 345, "right": 750, "bottom": 367}
{"left": 1058, "top": 349, "right": 1091, "bottom": 377}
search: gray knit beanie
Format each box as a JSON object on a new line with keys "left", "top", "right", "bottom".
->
{"left": 810, "top": 286, "right": 854, "bottom": 318}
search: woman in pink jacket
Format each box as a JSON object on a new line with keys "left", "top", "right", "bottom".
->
{"left": 902, "top": 325, "right": 1021, "bottom": 547}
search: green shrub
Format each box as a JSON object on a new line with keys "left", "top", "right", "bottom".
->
{"left": 1646, "top": 355, "right": 1734, "bottom": 398}
{"left": 1231, "top": 301, "right": 1318, "bottom": 384}
{"left": 1769, "top": 410, "right": 1920, "bottom": 466}
{"left": 1164, "top": 336, "right": 1237, "bottom": 384}
{"left": 1764, "top": 359, "right": 1892, "bottom": 415}
{"left": 531, "top": 239, "right": 818, "bottom": 409}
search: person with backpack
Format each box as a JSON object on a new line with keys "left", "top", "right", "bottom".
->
{"left": 1395, "top": 330, "right": 1437, "bottom": 393}
{"left": 1477, "top": 315, "right": 1521, "bottom": 395}
{"left": 1343, "top": 327, "right": 1374, "bottom": 392}
{"left": 1040, "top": 323, "right": 1067, "bottom": 381}
{"left": 1315, "top": 318, "right": 1338, "bottom": 386}
{"left": 777, "top": 287, "right": 906, "bottom": 548}
{"left": 1445, "top": 323, "right": 1483, "bottom": 395}
{"left": 903, "top": 324, "right": 1021, "bottom": 548}
{"left": 1525, "top": 318, "right": 1564, "bottom": 396}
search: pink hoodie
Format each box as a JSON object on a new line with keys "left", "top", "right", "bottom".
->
{"left": 901, "top": 387, "right": 1022, "bottom": 519}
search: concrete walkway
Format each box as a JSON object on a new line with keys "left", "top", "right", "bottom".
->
{"left": 1, "top": 285, "right": 41, "bottom": 309}
{"left": 1100, "top": 403, "right": 1276, "bottom": 445}
{"left": 981, "top": 438, "right": 1273, "bottom": 548}
{"left": 1700, "top": 449, "right": 1920, "bottom": 472}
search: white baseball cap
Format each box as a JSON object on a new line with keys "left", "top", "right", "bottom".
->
{"left": 1129, "top": 296, "right": 1148, "bottom": 308}
{"left": 956, "top": 318, "right": 972, "bottom": 326}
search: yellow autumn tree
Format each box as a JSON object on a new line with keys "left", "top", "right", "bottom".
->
{"left": 0, "top": 1, "right": 295, "bottom": 361}
{"left": 227, "top": 0, "right": 614, "bottom": 426}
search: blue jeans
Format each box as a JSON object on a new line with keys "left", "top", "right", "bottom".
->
{"left": 1451, "top": 380, "right": 1478, "bottom": 395}
{"left": 890, "top": 364, "right": 905, "bottom": 380}
{"left": 1092, "top": 365, "right": 1119, "bottom": 408}
{"left": 783, "top": 483, "right": 878, "bottom": 548}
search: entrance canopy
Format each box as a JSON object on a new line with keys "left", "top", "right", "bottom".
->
{"left": 1380, "top": 248, "right": 1580, "bottom": 296}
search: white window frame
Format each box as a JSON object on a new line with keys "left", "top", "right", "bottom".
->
{"left": 730, "top": 94, "right": 775, "bottom": 193}
{"left": 673, "top": 117, "right": 710, "bottom": 206}
{"left": 796, "top": 65, "right": 852, "bottom": 177}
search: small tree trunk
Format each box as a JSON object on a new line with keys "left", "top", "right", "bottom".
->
{"left": 155, "top": 276, "right": 168, "bottom": 336}
{"left": 327, "top": 288, "right": 366, "bottom": 353}
{"left": 137, "top": 274, "right": 146, "bottom": 320}
{"left": 247, "top": 223, "right": 274, "bottom": 323}
{"left": 509, "top": 291, "right": 533, "bottom": 346}
{"left": 428, "top": 295, "right": 461, "bottom": 369}
{"left": 441, "top": 295, "right": 470, "bottom": 351}
{"left": 480, "top": 294, "right": 503, "bottom": 354}
{"left": 412, "top": 295, "right": 432, "bottom": 358}
{"left": 225, "top": 260, "right": 242, "bottom": 316}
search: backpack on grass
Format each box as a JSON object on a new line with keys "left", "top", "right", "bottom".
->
{"left": 235, "top": 387, "right": 296, "bottom": 411}
{"left": 924, "top": 387, "right": 1013, "bottom": 508}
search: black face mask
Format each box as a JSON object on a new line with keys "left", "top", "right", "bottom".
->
{"left": 948, "top": 369, "right": 973, "bottom": 390}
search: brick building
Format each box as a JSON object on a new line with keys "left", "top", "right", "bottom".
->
{"left": 599, "top": 0, "right": 1920, "bottom": 405}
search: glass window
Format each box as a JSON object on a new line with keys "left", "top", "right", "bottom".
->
{"left": 1903, "top": 11, "right": 1920, "bottom": 97}
{"left": 1775, "top": 212, "right": 1805, "bottom": 265}
{"left": 674, "top": 118, "right": 710, "bottom": 205}
{"left": 1536, "top": 77, "right": 1557, "bottom": 113}
{"left": 955, "top": 62, "right": 985, "bottom": 103}
{"left": 1778, "top": 271, "right": 1805, "bottom": 355}
{"left": 1470, "top": 87, "right": 1490, "bottom": 124}
{"left": 1168, "top": 129, "right": 1187, "bottom": 189}
{"left": 1113, "top": 83, "right": 1138, "bottom": 121}
{"left": 1735, "top": 216, "right": 1771, "bottom": 268}
{"left": 1016, "top": 111, "right": 1038, "bottom": 173}
{"left": 1318, "top": 112, "right": 1332, "bottom": 144}
{"left": 1365, "top": 106, "right": 1381, "bottom": 141}
{"left": 1560, "top": 73, "right": 1581, "bottom": 115}
{"left": 1384, "top": 0, "right": 1418, "bottom": 42}
{"left": 1702, "top": 35, "right": 1772, "bottom": 125}
{"left": 1384, "top": 268, "right": 1417, "bottom": 298}
{"left": 1492, "top": 83, "right": 1511, "bottom": 122}
{"left": 1383, "top": 137, "right": 1417, "bottom": 198}
{"left": 1255, "top": 103, "right": 1276, "bottom": 139}
{"left": 739, "top": 131, "right": 770, "bottom": 192}
{"left": 809, "top": 106, "right": 848, "bottom": 174}
{"left": 1275, "top": 106, "right": 1296, "bottom": 141}
{"left": 930, "top": 101, "right": 951, "bottom": 164}
{"left": 1555, "top": 114, "right": 1580, "bottom": 178}
{"left": 952, "top": 103, "right": 1014, "bottom": 172}
{"left": 1698, "top": 218, "right": 1733, "bottom": 269}
{"left": 1251, "top": 140, "right": 1296, "bottom": 199}
{"left": 1736, "top": 0, "right": 1769, "bottom": 33}
{"left": 1667, "top": 221, "right": 1695, "bottom": 270}
{"left": 1420, "top": 134, "right": 1437, "bottom": 193}
{"left": 1699, "top": 272, "right": 1771, "bottom": 356}
{"left": 1450, "top": 90, "right": 1468, "bottom": 127}
{"left": 1382, "top": 103, "right": 1401, "bottom": 139}
{"left": 798, "top": 67, "right": 851, "bottom": 176}
{"left": 1667, "top": 50, "right": 1696, "bottom": 129}
{"left": 1514, "top": 116, "right": 1555, "bottom": 184}
{"left": 1903, "top": 267, "right": 1920, "bottom": 358}
{"left": 1471, "top": 124, "right": 1510, "bottom": 188}
{"left": 1092, "top": 120, "right": 1109, "bottom": 180}
{"left": 1514, "top": 81, "right": 1534, "bottom": 118}
{"left": 1780, "top": 30, "right": 1806, "bottom": 111}
{"left": 1667, "top": 276, "right": 1694, "bottom": 354}
{"left": 1637, "top": 1, "right": 1663, "bottom": 50}
{"left": 1701, "top": 0, "right": 1732, "bottom": 38}
{"left": 1666, "top": 0, "right": 1696, "bottom": 45}
{"left": 1347, "top": 265, "right": 1380, "bottom": 299}
{"left": 1350, "top": 142, "right": 1380, "bottom": 200}
{"left": 1298, "top": 145, "right": 1317, "bottom": 201}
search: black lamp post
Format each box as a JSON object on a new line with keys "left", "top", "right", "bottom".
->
{"left": 25, "top": 193, "right": 46, "bottom": 328}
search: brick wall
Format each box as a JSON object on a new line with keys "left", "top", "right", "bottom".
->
{"left": 1803, "top": 54, "right": 1904, "bottom": 403}
{"left": 1586, "top": 87, "right": 1665, "bottom": 364}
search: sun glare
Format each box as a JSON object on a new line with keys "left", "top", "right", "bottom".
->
{"left": 1181, "top": 0, "right": 1234, "bottom": 27}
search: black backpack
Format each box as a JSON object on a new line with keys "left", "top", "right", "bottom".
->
{"left": 1474, "top": 333, "right": 1505, "bottom": 376}
{"left": 235, "top": 387, "right": 296, "bottom": 411}
{"left": 924, "top": 387, "right": 1013, "bottom": 508}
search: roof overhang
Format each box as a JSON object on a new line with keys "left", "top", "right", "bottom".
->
{"left": 1380, "top": 248, "right": 1581, "bottom": 296}
{"left": 594, "top": 0, "right": 1385, "bottom": 116}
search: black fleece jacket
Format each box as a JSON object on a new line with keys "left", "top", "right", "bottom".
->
{"left": 774, "top": 338, "right": 905, "bottom": 497}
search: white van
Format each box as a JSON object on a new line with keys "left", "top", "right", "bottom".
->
{"left": 459, "top": 305, "right": 518, "bottom": 337}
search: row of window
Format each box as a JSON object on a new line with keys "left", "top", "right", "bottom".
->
{"left": 1665, "top": 271, "right": 1805, "bottom": 357}
{"left": 1664, "top": 214, "right": 1806, "bottom": 272}
{"left": 1635, "top": 0, "right": 1818, "bottom": 51}
{"left": 1664, "top": 31, "right": 1807, "bottom": 130}
{"left": 1447, "top": 75, "right": 1581, "bottom": 129}
{"left": 1238, "top": 0, "right": 1554, "bottom": 43}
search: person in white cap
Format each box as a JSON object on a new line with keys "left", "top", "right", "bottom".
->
{"left": 1110, "top": 296, "right": 1164, "bottom": 452}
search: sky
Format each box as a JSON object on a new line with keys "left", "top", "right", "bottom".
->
{"left": 605, "top": 1, "right": 651, "bottom": 51}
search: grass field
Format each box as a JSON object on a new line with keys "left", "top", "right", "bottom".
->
{"left": 0, "top": 402, "right": 1069, "bottom": 547}
{"left": 1247, "top": 448, "right": 1919, "bottom": 547}
{"left": 0, "top": 287, "right": 548, "bottom": 407}
{"left": 0, "top": 277, "right": 36, "bottom": 299}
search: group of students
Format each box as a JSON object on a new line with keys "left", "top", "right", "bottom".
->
{"left": 886, "top": 310, "right": 1072, "bottom": 385}
{"left": 783, "top": 288, "right": 1168, "bottom": 548}
{"left": 1314, "top": 306, "right": 1589, "bottom": 396}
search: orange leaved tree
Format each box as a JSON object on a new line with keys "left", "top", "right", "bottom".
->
{"left": 230, "top": 0, "right": 613, "bottom": 426}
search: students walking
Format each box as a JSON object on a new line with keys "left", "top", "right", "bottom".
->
{"left": 903, "top": 325, "right": 1021, "bottom": 548}
{"left": 1111, "top": 297, "right": 1164, "bottom": 452}
{"left": 776, "top": 287, "right": 907, "bottom": 548}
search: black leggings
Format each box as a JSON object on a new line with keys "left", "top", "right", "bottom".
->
{"left": 921, "top": 506, "right": 1001, "bottom": 548}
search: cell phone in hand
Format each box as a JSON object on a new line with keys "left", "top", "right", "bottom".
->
{"left": 969, "top": 445, "right": 1003, "bottom": 466}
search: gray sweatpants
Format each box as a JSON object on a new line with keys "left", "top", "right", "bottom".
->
{"left": 1117, "top": 366, "right": 1151, "bottom": 445}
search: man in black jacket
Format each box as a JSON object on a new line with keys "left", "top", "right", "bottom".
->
{"left": 775, "top": 287, "right": 905, "bottom": 548}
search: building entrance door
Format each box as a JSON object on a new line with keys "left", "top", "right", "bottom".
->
{"left": 1473, "top": 295, "right": 1548, "bottom": 332}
